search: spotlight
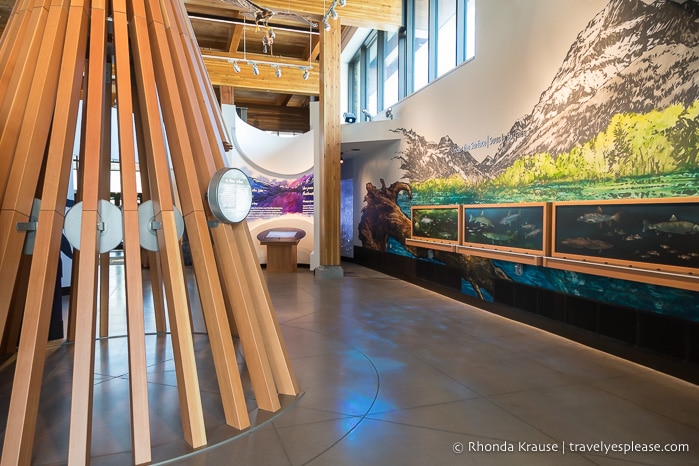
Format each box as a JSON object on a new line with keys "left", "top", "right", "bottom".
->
{"left": 361, "top": 108, "right": 372, "bottom": 121}
{"left": 385, "top": 107, "right": 393, "bottom": 119}
{"left": 330, "top": 7, "right": 338, "bottom": 20}
{"left": 322, "top": 17, "right": 331, "bottom": 31}
{"left": 251, "top": 63, "right": 259, "bottom": 75}
{"left": 339, "top": 0, "right": 346, "bottom": 6}
{"left": 302, "top": 68, "right": 310, "bottom": 80}
{"left": 262, "top": 42, "right": 268, "bottom": 54}
{"left": 275, "top": 66, "right": 282, "bottom": 78}
{"left": 233, "top": 61, "right": 240, "bottom": 73}
{"left": 343, "top": 112, "right": 356, "bottom": 123}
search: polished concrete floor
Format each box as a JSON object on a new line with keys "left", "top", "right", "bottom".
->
{"left": 1, "top": 259, "right": 698, "bottom": 465}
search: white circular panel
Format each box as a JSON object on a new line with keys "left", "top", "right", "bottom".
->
{"left": 64, "top": 200, "right": 123, "bottom": 253}
{"left": 207, "top": 168, "right": 253, "bottom": 224}
{"left": 137, "top": 200, "right": 185, "bottom": 252}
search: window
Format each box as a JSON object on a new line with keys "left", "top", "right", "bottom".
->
{"left": 367, "top": 37, "right": 378, "bottom": 116}
{"left": 346, "top": 0, "right": 475, "bottom": 118}
{"left": 437, "top": 0, "right": 457, "bottom": 77}
{"left": 413, "top": 0, "right": 430, "bottom": 91}
{"left": 384, "top": 30, "right": 400, "bottom": 109}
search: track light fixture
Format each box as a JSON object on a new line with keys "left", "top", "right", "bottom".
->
{"left": 224, "top": 57, "right": 313, "bottom": 79}
{"left": 322, "top": 0, "right": 347, "bottom": 31}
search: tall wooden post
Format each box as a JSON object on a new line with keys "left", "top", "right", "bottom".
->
{"left": 316, "top": 20, "right": 344, "bottom": 279}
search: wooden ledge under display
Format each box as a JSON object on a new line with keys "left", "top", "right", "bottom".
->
{"left": 456, "top": 245, "right": 544, "bottom": 266}
{"left": 406, "top": 238, "right": 456, "bottom": 252}
{"left": 543, "top": 257, "right": 699, "bottom": 292}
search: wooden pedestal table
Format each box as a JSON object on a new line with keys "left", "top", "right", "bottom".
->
{"left": 257, "top": 228, "right": 306, "bottom": 273}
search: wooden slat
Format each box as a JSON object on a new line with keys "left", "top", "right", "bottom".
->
{"left": 0, "top": 0, "right": 51, "bottom": 208}
{"left": 112, "top": 0, "right": 152, "bottom": 462}
{"left": 132, "top": 100, "right": 168, "bottom": 333}
{"left": 2, "top": 254, "right": 30, "bottom": 355}
{"left": 150, "top": 0, "right": 257, "bottom": 424}
{"left": 0, "top": 0, "right": 33, "bottom": 105}
{"left": 128, "top": 0, "right": 207, "bottom": 447}
{"left": 99, "top": 252, "right": 110, "bottom": 336}
{"left": 210, "top": 225, "right": 281, "bottom": 410}
{"left": 67, "top": 0, "right": 108, "bottom": 462}
{"left": 171, "top": 0, "right": 232, "bottom": 151}
{"left": 174, "top": 0, "right": 297, "bottom": 398}
{"left": 171, "top": 0, "right": 295, "bottom": 409}
{"left": 236, "top": 222, "right": 299, "bottom": 395}
{"left": 0, "top": 1, "right": 87, "bottom": 463}
{"left": 0, "top": 0, "right": 67, "bottom": 360}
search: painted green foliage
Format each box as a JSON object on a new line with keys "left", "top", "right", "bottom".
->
{"left": 493, "top": 101, "right": 699, "bottom": 188}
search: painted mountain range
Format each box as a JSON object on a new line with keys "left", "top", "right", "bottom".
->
{"left": 393, "top": 0, "right": 699, "bottom": 183}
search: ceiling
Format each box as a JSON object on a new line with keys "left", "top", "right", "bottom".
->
{"left": 0, "top": 0, "right": 402, "bottom": 133}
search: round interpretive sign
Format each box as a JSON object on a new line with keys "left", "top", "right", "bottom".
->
{"left": 207, "top": 168, "right": 253, "bottom": 224}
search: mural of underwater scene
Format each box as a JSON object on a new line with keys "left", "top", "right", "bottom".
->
{"left": 360, "top": 0, "right": 699, "bottom": 321}
{"left": 245, "top": 172, "right": 314, "bottom": 221}
{"left": 491, "top": 261, "right": 699, "bottom": 323}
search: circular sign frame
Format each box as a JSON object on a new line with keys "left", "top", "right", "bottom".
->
{"left": 137, "top": 200, "right": 185, "bottom": 252}
{"left": 207, "top": 167, "right": 253, "bottom": 224}
{"left": 64, "top": 200, "right": 124, "bottom": 253}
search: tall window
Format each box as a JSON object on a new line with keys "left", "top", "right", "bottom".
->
{"left": 413, "top": 0, "right": 430, "bottom": 92}
{"left": 367, "top": 37, "right": 378, "bottom": 116}
{"left": 437, "top": 0, "right": 457, "bottom": 77}
{"left": 384, "top": 30, "right": 400, "bottom": 109}
{"left": 349, "top": 59, "right": 361, "bottom": 119}
{"left": 346, "top": 0, "right": 475, "bottom": 118}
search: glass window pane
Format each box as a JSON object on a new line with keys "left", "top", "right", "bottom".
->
{"left": 437, "top": 0, "right": 457, "bottom": 77}
{"left": 466, "top": 0, "right": 475, "bottom": 60}
{"left": 350, "top": 58, "right": 361, "bottom": 118}
{"left": 413, "top": 0, "right": 429, "bottom": 91}
{"left": 383, "top": 30, "right": 399, "bottom": 109}
{"left": 367, "top": 39, "right": 378, "bottom": 116}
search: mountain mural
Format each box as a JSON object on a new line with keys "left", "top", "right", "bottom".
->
{"left": 491, "top": 0, "right": 699, "bottom": 174}
{"left": 391, "top": 0, "right": 699, "bottom": 184}
{"left": 390, "top": 128, "right": 487, "bottom": 183}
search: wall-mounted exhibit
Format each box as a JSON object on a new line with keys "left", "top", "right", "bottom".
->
{"left": 345, "top": 0, "right": 699, "bottom": 375}
{"left": 223, "top": 106, "right": 315, "bottom": 266}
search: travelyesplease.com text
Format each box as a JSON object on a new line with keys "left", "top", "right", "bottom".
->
{"left": 454, "top": 440, "right": 690, "bottom": 455}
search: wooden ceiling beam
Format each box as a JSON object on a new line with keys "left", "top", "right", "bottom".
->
{"left": 241, "top": 104, "right": 310, "bottom": 133}
{"left": 228, "top": 12, "right": 243, "bottom": 55}
{"left": 203, "top": 53, "right": 319, "bottom": 94}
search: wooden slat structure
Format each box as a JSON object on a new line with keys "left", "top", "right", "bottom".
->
{"left": 0, "top": 0, "right": 298, "bottom": 463}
